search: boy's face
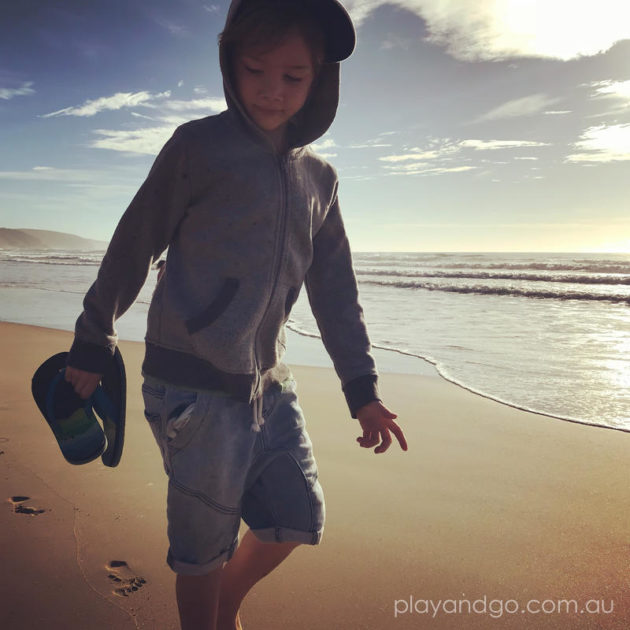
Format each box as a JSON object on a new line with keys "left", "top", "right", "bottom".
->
{"left": 234, "top": 31, "right": 315, "bottom": 145}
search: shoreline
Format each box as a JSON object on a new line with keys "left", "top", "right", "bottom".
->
{"left": 2, "top": 314, "right": 623, "bottom": 436}
{"left": 288, "top": 324, "right": 630, "bottom": 435}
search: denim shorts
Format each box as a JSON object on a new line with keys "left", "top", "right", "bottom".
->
{"left": 141, "top": 375, "right": 325, "bottom": 575}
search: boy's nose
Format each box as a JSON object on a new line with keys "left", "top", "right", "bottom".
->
{"left": 260, "top": 75, "right": 283, "bottom": 101}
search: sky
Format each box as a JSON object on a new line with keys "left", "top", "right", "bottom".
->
{"left": 1, "top": 0, "right": 630, "bottom": 253}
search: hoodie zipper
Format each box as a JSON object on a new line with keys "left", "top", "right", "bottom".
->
{"left": 251, "top": 153, "right": 289, "bottom": 403}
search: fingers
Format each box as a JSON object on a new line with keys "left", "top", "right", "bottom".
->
{"left": 355, "top": 402, "right": 407, "bottom": 454}
{"left": 389, "top": 420, "right": 408, "bottom": 451}
{"left": 64, "top": 367, "right": 101, "bottom": 399}
{"left": 72, "top": 376, "right": 95, "bottom": 400}
{"left": 356, "top": 431, "right": 379, "bottom": 448}
{"left": 356, "top": 421, "right": 408, "bottom": 454}
{"left": 374, "top": 430, "right": 392, "bottom": 454}
{"left": 75, "top": 379, "right": 99, "bottom": 400}
{"left": 356, "top": 428, "right": 393, "bottom": 453}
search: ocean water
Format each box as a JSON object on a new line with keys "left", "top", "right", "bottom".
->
{"left": 1, "top": 249, "right": 629, "bottom": 431}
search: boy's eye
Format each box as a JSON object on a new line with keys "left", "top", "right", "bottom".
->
{"left": 284, "top": 75, "right": 303, "bottom": 83}
{"left": 244, "top": 65, "right": 262, "bottom": 75}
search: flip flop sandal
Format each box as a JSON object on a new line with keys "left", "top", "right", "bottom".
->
{"left": 32, "top": 349, "right": 126, "bottom": 467}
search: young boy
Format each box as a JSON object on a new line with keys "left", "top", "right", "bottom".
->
{"left": 65, "top": 0, "right": 407, "bottom": 628}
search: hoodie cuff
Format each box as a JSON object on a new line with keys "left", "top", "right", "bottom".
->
{"left": 342, "top": 374, "right": 380, "bottom": 418}
{"left": 67, "top": 338, "right": 114, "bottom": 374}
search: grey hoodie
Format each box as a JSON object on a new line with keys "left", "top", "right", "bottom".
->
{"left": 68, "top": 0, "right": 379, "bottom": 416}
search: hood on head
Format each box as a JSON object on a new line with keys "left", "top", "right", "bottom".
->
{"left": 219, "top": 0, "right": 355, "bottom": 149}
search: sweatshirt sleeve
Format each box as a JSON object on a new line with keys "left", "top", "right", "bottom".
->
{"left": 67, "top": 127, "right": 191, "bottom": 373}
{"left": 305, "top": 192, "right": 380, "bottom": 418}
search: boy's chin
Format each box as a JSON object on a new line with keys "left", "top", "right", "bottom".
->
{"left": 252, "top": 116, "right": 286, "bottom": 130}
{"left": 255, "top": 120, "right": 288, "bottom": 136}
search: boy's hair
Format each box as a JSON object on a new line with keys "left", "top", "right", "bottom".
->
{"left": 219, "top": 0, "right": 326, "bottom": 74}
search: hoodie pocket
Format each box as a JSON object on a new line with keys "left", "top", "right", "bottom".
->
{"left": 186, "top": 277, "right": 239, "bottom": 334}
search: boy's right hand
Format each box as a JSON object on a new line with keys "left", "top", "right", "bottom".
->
{"left": 64, "top": 366, "right": 102, "bottom": 399}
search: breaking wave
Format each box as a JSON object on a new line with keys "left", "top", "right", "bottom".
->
{"left": 359, "top": 279, "right": 630, "bottom": 304}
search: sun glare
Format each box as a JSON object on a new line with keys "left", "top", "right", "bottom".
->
{"left": 588, "top": 239, "right": 630, "bottom": 254}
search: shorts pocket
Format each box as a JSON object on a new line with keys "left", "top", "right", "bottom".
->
{"left": 142, "top": 379, "right": 203, "bottom": 474}
{"left": 164, "top": 388, "right": 202, "bottom": 453}
{"left": 142, "top": 379, "right": 168, "bottom": 469}
{"left": 142, "top": 381, "right": 166, "bottom": 427}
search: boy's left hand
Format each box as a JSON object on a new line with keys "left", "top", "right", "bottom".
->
{"left": 355, "top": 401, "right": 407, "bottom": 454}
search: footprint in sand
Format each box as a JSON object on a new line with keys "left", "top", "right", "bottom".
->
{"left": 8, "top": 496, "right": 46, "bottom": 515}
{"left": 106, "top": 560, "right": 147, "bottom": 597}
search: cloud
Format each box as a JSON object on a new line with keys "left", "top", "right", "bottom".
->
{"left": 591, "top": 79, "right": 630, "bottom": 101}
{"left": 384, "top": 164, "right": 476, "bottom": 176}
{"left": 42, "top": 91, "right": 171, "bottom": 118}
{"left": 344, "top": 0, "right": 387, "bottom": 26}
{"left": 130, "top": 112, "right": 157, "bottom": 121}
{"left": 90, "top": 126, "right": 177, "bottom": 155}
{"left": 380, "top": 33, "right": 413, "bottom": 50}
{"left": 474, "top": 94, "right": 561, "bottom": 122}
{"left": 379, "top": 150, "right": 440, "bottom": 162}
{"left": 345, "top": 0, "right": 630, "bottom": 61}
{"left": 459, "top": 139, "right": 549, "bottom": 150}
{"left": 0, "top": 81, "right": 35, "bottom": 100}
{"left": 382, "top": 162, "right": 429, "bottom": 171}
{"left": 582, "top": 80, "right": 630, "bottom": 118}
{"left": 347, "top": 136, "right": 393, "bottom": 149}
{"left": 47, "top": 90, "right": 226, "bottom": 154}
{"left": 566, "top": 123, "right": 630, "bottom": 162}
{"left": 0, "top": 166, "right": 95, "bottom": 181}
{"left": 162, "top": 97, "right": 226, "bottom": 112}
{"left": 589, "top": 81, "right": 630, "bottom": 118}
{"left": 311, "top": 137, "right": 337, "bottom": 158}
{"left": 39, "top": 89, "right": 227, "bottom": 155}
{"left": 348, "top": 142, "right": 392, "bottom": 149}
{"left": 375, "top": 136, "right": 550, "bottom": 177}
{"left": 311, "top": 138, "right": 337, "bottom": 152}
{"left": 153, "top": 16, "right": 188, "bottom": 37}
{"left": 380, "top": 139, "right": 548, "bottom": 167}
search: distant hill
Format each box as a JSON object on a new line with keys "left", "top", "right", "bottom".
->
{"left": 0, "top": 228, "right": 107, "bottom": 250}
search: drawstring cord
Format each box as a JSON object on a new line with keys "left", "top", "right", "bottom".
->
{"left": 250, "top": 395, "right": 264, "bottom": 432}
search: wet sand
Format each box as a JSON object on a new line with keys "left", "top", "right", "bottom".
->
{"left": 1, "top": 321, "right": 629, "bottom": 629}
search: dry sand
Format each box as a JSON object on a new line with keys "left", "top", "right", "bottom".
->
{"left": 1, "top": 321, "right": 629, "bottom": 629}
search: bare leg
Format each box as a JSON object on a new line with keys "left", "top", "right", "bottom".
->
{"left": 176, "top": 564, "right": 223, "bottom": 630}
{"left": 218, "top": 530, "right": 301, "bottom": 630}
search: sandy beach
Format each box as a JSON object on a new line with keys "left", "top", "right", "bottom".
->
{"left": 1, "top": 320, "right": 629, "bottom": 629}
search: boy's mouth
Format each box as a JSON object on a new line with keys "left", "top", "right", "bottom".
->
{"left": 253, "top": 105, "right": 284, "bottom": 115}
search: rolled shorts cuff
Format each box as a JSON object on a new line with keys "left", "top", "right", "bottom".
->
{"left": 167, "top": 539, "right": 238, "bottom": 576}
{"left": 250, "top": 526, "right": 323, "bottom": 546}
